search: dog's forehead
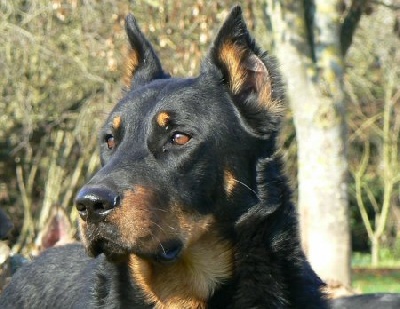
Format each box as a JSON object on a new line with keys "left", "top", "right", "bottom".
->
{"left": 111, "top": 76, "right": 224, "bottom": 123}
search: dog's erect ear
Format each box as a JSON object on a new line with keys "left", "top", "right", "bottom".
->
{"left": 204, "top": 6, "right": 285, "bottom": 137}
{"left": 124, "top": 15, "right": 169, "bottom": 88}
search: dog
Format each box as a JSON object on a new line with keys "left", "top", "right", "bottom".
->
{"left": 0, "top": 6, "right": 327, "bottom": 308}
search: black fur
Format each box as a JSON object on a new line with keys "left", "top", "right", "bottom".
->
{"left": 0, "top": 7, "right": 327, "bottom": 308}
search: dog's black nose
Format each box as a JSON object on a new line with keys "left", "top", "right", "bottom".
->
{"left": 75, "top": 187, "right": 120, "bottom": 222}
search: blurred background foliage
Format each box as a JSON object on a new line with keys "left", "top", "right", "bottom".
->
{"left": 0, "top": 0, "right": 399, "bottom": 266}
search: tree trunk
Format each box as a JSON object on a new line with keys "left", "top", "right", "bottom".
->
{"left": 371, "top": 235, "right": 379, "bottom": 266}
{"left": 265, "top": 0, "right": 351, "bottom": 286}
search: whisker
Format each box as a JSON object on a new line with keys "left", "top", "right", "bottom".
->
{"left": 153, "top": 207, "right": 168, "bottom": 213}
{"left": 231, "top": 178, "right": 260, "bottom": 200}
{"left": 152, "top": 221, "right": 166, "bottom": 233}
{"left": 159, "top": 242, "right": 166, "bottom": 255}
{"left": 148, "top": 231, "right": 166, "bottom": 255}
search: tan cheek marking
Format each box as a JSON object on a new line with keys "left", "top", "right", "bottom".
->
{"left": 224, "top": 169, "right": 237, "bottom": 196}
{"left": 128, "top": 215, "right": 232, "bottom": 309}
{"left": 112, "top": 116, "right": 121, "bottom": 130}
{"left": 105, "top": 188, "right": 188, "bottom": 253}
{"left": 156, "top": 112, "right": 170, "bottom": 127}
{"left": 106, "top": 187, "right": 158, "bottom": 244}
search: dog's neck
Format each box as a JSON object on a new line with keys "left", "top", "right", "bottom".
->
{"left": 128, "top": 231, "right": 232, "bottom": 309}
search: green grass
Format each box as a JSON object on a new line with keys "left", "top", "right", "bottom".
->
{"left": 352, "top": 252, "right": 400, "bottom": 293}
{"left": 352, "top": 269, "right": 400, "bottom": 293}
{"left": 352, "top": 252, "right": 400, "bottom": 269}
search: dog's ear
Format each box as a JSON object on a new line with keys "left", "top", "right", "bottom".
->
{"left": 204, "top": 6, "right": 285, "bottom": 137}
{"left": 124, "top": 15, "right": 169, "bottom": 88}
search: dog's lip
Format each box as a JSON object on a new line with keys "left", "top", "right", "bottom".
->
{"left": 129, "top": 239, "right": 184, "bottom": 263}
{"left": 88, "top": 238, "right": 127, "bottom": 258}
{"left": 87, "top": 237, "right": 184, "bottom": 263}
{"left": 153, "top": 239, "right": 183, "bottom": 263}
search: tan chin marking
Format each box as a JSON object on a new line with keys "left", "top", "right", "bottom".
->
{"left": 128, "top": 223, "right": 232, "bottom": 309}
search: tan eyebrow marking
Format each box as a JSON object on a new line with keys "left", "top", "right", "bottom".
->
{"left": 112, "top": 116, "right": 122, "bottom": 130}
{"left": 156, "top": 112, "right": 170, "bottom": 127}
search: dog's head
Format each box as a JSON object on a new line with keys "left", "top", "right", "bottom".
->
{"left": 75, "top": 6, "right": 285, "bottom": 307}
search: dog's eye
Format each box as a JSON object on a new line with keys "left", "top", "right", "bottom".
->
{"left": 105, "top": 134, "right": 115, "bottom": 150}
{"left": 171, "top": 132, "right": 191, "bottom": 146}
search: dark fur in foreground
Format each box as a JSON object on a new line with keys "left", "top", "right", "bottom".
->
{"left": 0, "top": 7, "right": 327, "bottom": 308}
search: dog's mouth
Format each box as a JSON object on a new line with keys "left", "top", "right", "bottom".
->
{"left": 149, "top": 239, "right": 183, "bottom": 263}
{"left": 87, "top": 238, "right": 127, "bottom": 262}
{"left": 88, "top": 237, "right": 183, "bottom": 264}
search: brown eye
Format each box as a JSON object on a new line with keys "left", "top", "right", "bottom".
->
{"left": 105, "top": 134, "right": 115, "bottom": 150}
{"left": 171, "top": 132, "right": 191, "bottom": 145}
